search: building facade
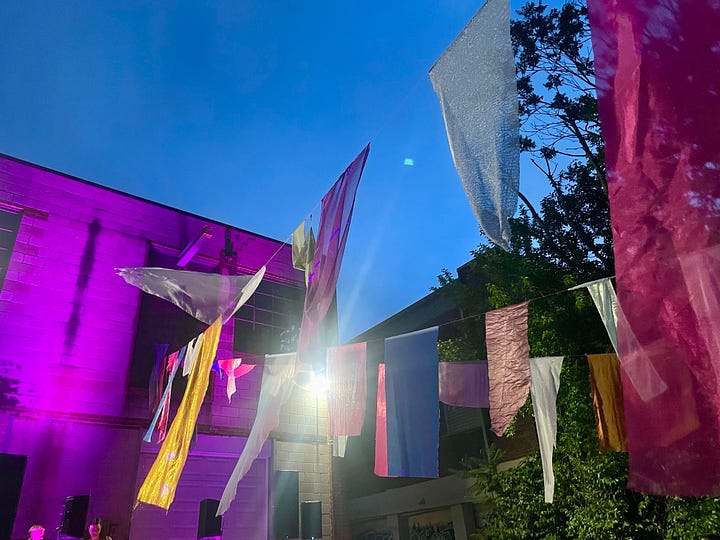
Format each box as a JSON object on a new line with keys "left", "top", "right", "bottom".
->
{"left": 0, "top": 155, "right": 332, "bottom": 539}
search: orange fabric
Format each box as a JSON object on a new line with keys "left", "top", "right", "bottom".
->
{"left": 587, "top": 353, "right": 627, "bottom": 452}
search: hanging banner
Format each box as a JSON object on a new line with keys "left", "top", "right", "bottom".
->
{"left": 327, "top": 342, "right": 367, "bottom": 437}
{"left": 586, "top": 353, "right": 627, "bottom": 452}
{"left": 136, "top": 319, "right": 222, "bottom": 510}
{"left": 439, "top": 361, "right": 489, "bottom": 408}
{"left": 588, "top": 0, "right": 720, "bottom": 495}
{"left": 374, "top": 363, "right": 389, "bottom": 477}
{"left": 296, "top": 145, "right": 370, "bottom": 369}
{"left": 529, "top": 356, "right": 563, "bottom": 503}
{"left": 429, "top": 0, "right": 520, "bottom": 249}
{"left": 486, "top": 302, "right": 530, "bottom": 436}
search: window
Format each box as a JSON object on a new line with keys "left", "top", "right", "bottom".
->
{"left": 0, "top": 207, "right": 21, "bottom": 290}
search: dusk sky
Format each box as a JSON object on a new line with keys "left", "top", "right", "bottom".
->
{"left": 0, "top": 0, "right": 556, "bottom": 341}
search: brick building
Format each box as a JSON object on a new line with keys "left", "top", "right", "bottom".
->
{"left": 0, "top": 154, "right": 333, "bottom": 539}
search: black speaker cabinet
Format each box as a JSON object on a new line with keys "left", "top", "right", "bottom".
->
{"left": 197, "top": 498, "right": 222, "bottom": 539}
{"left": 59, "top": 495, "right": 90, "bottom": 539}
{"left": 301, "top": 501, "right": 322, "bottom": 539}
{"left": 0, "top": 453, "right": 27, "bottom": 540}
{"left": 272, "top": 470, "right": 299, "bottom": 539}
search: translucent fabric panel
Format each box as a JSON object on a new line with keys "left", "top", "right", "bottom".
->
{"left": 117, "top": 266, "right": 266, "bottom": 325}
{"left": 429, "top": 0, "right": 520, "bottom": 250}
{"left": 327, "top": 342, "right": 367, "bottom": 437}
{"left": 588, "top": 0, "right": 720, "bottom": 495}
{"left": 438, "top": 361, "right": 489, "bottom": 408}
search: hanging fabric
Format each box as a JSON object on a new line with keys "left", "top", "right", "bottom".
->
{"left": 136, "top": 318, "right": 222, "bottom": 510}
{"left": 429, "top": 0, "right": 520, "bottom": 250}
{"left": 144, "top": 346, "right": 186, "bottom": 443}
{"left": 118, "top": 266, "right": 266, "bottom": 325}
{"left": 588, "top": 0, "right": 720, "bottom": 496}
{"left": 182, "top": 334, "right": 202, "bottom": 377}
{"left": 217, "top": 358, "right": 256, "bottom": 402}
{"left": 529, "top": 356, "right": 563, "bottom": 503}
{"left": 149, "top": 344, "right": 169, "bottom": 411}
{"left": 586, "top": 353, "right": 627, "bottom": 452}
{"left": 570, "top": 278, "right": 619, "bottom": 353}
{"left": 156, "top": 350, "right": 181, "bottom": 442}
{"left": 291, "top": 221, "right": 316, "bottom": 286}
{"left": 374, "top": 363, "right": 389, "bottom": 477}
{"left": 438, "top": 361, "right": 489, "bottom": 408}
{"left": 327, "top": 342, "right": 367, "bottom": 437}
{"left": 217, "top": 353, "right": 297, "bottom": 515}
{"left": 384, "top": 327, "right": 439, "bottom": 478}
{"left": 296, "top": 146, "right": 370, "bottom": 370}
{"left": 486, "top": 302, "right": 530, "bottom": 435}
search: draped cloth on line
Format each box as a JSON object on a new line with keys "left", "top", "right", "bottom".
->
{"left": 327, "top": 342, "right": 367, "bottom": 437}
{"left": 117, "top": 266, "right": 267, "bottom": 326}
{"left": 144, "top": 347, "right": 185, "bottom": 443}
{"left": 529, "top": 356, "right": 563, "bottom": 503}
{"left": 291, "top": 221, "right": 316, "bottom": 286}
{"left": 296, "top": 146, "right": 369, "bottom": 370}
{"left": 587, "top": 353, "right": 627, "bottom": 452}
{"left": 384, "top": 327, "right": 439, "bottom": 478}
{"left": 217, "top": 353, "right": 297, "bottom": 515}
{"left": 374, "top": 363, "right": 389, "bottom": 477}
{"left": 570, "top": 278, "right": 619, "bottom": 353}
{"left": 439, "top": 361, "right": 489, "bottom": 408}
{"left": 588, "top": 0, "right": 720, "bottom": 496}
{"left": 150, "top": 344, "right": 168, "bottom": 411}
{"left": 429, "top": 0, "right": 520, "bottom": 250}
{"left": 486, "top": 302, "right": 530, "bottom": 435}
{"left": 136, "top": 318, "right": 222, "bottom": 510}
{"left": 217, "top": 359, "right": 256, "bottom": 402}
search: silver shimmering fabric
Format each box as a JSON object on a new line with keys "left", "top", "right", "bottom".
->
{"left": 429, "top": 0, "right": 520, "bottom": 250}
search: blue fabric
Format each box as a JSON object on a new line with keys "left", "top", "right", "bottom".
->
{"left": 385, "top": 327, "right": 439, "bottom": 478}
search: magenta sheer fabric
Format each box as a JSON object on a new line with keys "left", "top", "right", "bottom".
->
{"left": 296, "top": 145, "right": 370, "bottom": 370}
{"left": 588, "top": 0, "right": 720, "bottom": 495}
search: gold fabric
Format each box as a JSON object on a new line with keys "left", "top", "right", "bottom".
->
{"left": 587, "top": 353, "right": 627, "bottom": 452}
{"left": 136, "top": 318, "right": 222, "bottom": 509}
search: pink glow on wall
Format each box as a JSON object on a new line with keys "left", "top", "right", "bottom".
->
{"left": 0, "top": 154, "right": 301, "bottom": 539}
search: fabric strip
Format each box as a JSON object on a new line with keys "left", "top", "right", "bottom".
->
{"left": 296, "top": 146, "right": 369, "bottom": 370}
{"left": 429, "top": 0, "right": 520, "bottom": 250}
{"left": 217, "top": 353, "right": 297, "bottom": 515}
{"left": 136, "top": 318, "right": 222, "bottom": 510}
{"left": 588, "top": 0, "right": 720, "bottom": 496}
{"left": 374, "top": 363, "right": 389, "bottom": 477}
{"left": 385, "top": 327, "right": 439, "bottom": 478}
{"left": 327, "top": 342, "right": 367, "bottom": 436}
{"left": 529, "top": 356, "right": 563, "bottom": 503}
{"left": 438, "top": 361, "right": 489, "bottom": 408}
{"left": 486, "top": 302, "right": 531, "bottom": 435}
{"left": 586, "top": 353, "right": 627, "bottom": 452}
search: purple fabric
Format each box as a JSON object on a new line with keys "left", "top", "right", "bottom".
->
{"left": 149, "top": 343, "right": 169, "bottom": 411}
{"left": 588, "top": 0, "right": 720, "bottom": 496}
{"left": 438, "top": 361, "right": 489, "bottom": 408}
{"left": 297, "top": 145, "right": 369, "bottom": 369}
{"left": 385, "top": 327, "right": 439, "bottom": 478}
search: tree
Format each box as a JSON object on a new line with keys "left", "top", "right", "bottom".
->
{"left": 437, "top": 2, "right": 720, "bottom": 537}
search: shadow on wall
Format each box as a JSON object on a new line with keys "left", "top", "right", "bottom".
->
{"left": 64, "top": 218, "right": 101, "bottom": 355}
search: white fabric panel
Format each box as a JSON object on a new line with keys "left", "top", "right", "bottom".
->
{"left": 529, "top": 356, "right": 563, "bottom": 503}
{"left": 571, "top": 277, "right": 619, "bottom": 354}
{"left": 218, "top": 353, "right": 297, "bottom": 515}
{"left": 429, "top": 0, "right": 520, "bottom": 250}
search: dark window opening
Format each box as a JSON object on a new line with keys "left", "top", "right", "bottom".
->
{"left": 0, "top": 208, "right": 21, "bottom": 290}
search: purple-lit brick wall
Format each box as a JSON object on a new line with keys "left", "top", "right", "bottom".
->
{"left": 0, "top": 155, "right": 304, "bottom": 539}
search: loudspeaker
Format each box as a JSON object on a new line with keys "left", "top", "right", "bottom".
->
{"left": 59, "top": 495, "right": 89, "bottom": 539}
{"left": 301, "top": 501, "right": 322, "bottom": 539}
{"left": 0, "top": 453, "right": 27, "bottom": 540}
{"left": 272, "top": 470, "right": 298, "bottom": 539}
{"left": 197, "top": 499, "right": 222, "bottom": 539}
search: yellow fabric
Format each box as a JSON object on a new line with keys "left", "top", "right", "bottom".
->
{"left": 587, "top": 353, "right": 627, "bottom": 452}
{"left": 136, "top": 318, "right": 222, "bottom": 509}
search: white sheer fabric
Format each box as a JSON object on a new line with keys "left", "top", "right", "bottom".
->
{"left": 529, "top": 356, "right": 563, "bottom": 503}
{"left": 217, "top": 353, "right": 297, "bottom": 515}
{"left": 429, "top": 0, "right": 520, "bottom": 249}
{"left": 117, "top": 266, "right": 266, "bottom": 325}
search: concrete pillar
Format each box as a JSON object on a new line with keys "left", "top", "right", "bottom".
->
{"left": 450, "top": 503, "right": 476, "bottom": 540}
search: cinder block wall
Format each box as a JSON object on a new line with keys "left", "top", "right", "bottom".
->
{"left": 0, "top": 155, "right": 307, "bottom": 539}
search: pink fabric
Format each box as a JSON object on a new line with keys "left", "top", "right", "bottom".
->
{"left": 486, "top": 302, "right": 530, "bottom": 436}
{"left": 217, "top": 359, "right": 256, "bottom": 402}
{"left": 439, "top": 361, "right": 489, "bottom": 408}
{"left": 296, "top": 146, "right": 370, "bottom": 369}
{"left": 588, "top": 0, "right": 720, "bottom": 496}
{"left": 155, "top": 350, "right": 178, "bottom": 442}
{"left": 327, "top": 342, "right": 367, "bottom": 436}
{"left": 374, "top": 363, "right": 388, "bottom": 477}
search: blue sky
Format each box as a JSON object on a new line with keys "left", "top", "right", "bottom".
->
{"left": 0, "top": 0, "right": 555, "bottom": 341}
